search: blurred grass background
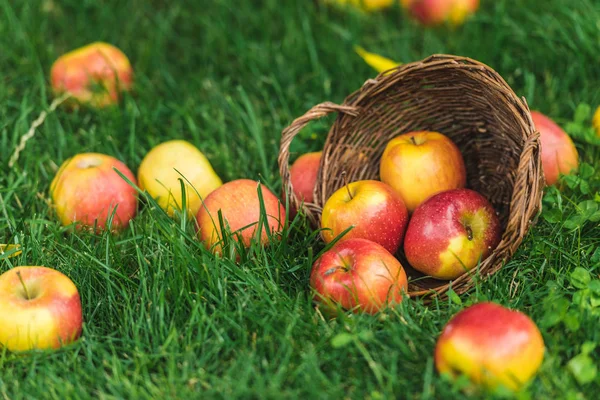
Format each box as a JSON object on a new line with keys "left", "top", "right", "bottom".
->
{"left": 1, "top": 0, "right": 600, "bottom": 398}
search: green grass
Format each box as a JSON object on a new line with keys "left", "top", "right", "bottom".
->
{"left": 1, "top": 0, "right": 600, "bottom": 398}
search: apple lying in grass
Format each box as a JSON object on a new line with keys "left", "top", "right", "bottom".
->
{"left": 403, "top": 0, "right": 479, "bottom": 26}
{"left": 50, "top": 153, "right": 138, "bottom": 232}
{"left": 50, "top": 42, "right": 133, "bottom": 108}
{"left": 404, "top": 188, "right": 501, "bottom": 280}
{"left": 138, "top": 140, "right": 223, "bottom": 218}
{"left": 290, "top": 151, "right": 322, "bottom": 204}
{"left": 0, "top": 266, "right": 83, "bottom": 351}
{"left": 531, "top": 111, "right": 579, "bottom": 186}
{"left": 435, "top": 302, "right": 545, "bottom": 390}
{"left": 310, "top": 238, "right": 408, "bottom": 314}
{"left": 380, "top": 131, "right": 466, "bottom": 212}
{"left": 196, "top": 179, "right": 286, "bottom": 254}
{"left": 321, "top": 180, "right": 409, "bottom": 254}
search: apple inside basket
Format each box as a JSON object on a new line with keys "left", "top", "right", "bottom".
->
{"left": 279, "top": 54, "right": 544, "bottom": 301}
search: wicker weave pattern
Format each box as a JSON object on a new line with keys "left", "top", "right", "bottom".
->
{"left": 279, "top": 54, "right": 544, "bottom": 300}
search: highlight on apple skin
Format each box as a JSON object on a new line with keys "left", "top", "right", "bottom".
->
{"left": 0, "top": 266, "right": 83, "bottom": 352}
{"left": 50, "top": 153, "right": 138, "bottom": 232}
{"left": 290, "top": 151, "right": 322, "bottom": 205}
{"left": 531, "top": 111, "right": 579, "bottom": 186}
{"left": 379, "top": 130, "right": 466, "bottom": 213}
{"left": 310, "top": 238, "right": 409, "bottom": 315}
{"left": 138, "top": 140, "right": 223, "bottom": 218}
{"left": 196, "top": 179, "right": 286, "bottom": 254}
{"left": 435, "top": 302, "right": 545, "bottom": 391}
{"left": 50, "top": 42, "right": 133, "bottom": 108}
{"left": 321, "top": 180, "right": 409, "bottom": 254}
{"left": 403, "top": 188, "right": 501, "bottom": 280}
{"left": 403, "top": 0, "right": 480, "bottom": 26}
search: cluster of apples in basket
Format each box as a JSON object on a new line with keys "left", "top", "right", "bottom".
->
{"left": 292, "top": 131, "right": 502, "bottom": 314}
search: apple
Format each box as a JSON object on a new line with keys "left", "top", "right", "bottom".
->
{"left": 138, "top": 140, "right": 223, "bottom": 218}
{"left": 593, "top": 106, "right": 600, "bottom": 137}
{"left": 50, "top": 153, "right": 138, "bottom": 232}
{"left": 403, "top": 0, "right": 479, "bottom": 26}
{"left": 50, "top": 42, "right": 133, "bottom": 108}
{"left": 403, "top": 188, "right": 501, "bottom": 280}
{"left": 321, "top": 180, "right": 409, "bottom": 254}
{"left": 290, "top": 151, "right": 322, "bottom": 204}
{"left": 379, "top": 131, "right": 466, "bottom": 212}
{"left": 196, "top": 179, "right": 286, "bottom": 254}
{"left": 310, "top": 238, "right": 408, "bottom": 314}
{"left": 0, "top": 266, "right": 83, "bottom": 351}
{"left": 435, "top": 302, "right": 545, "bottom": 390}
{"left": 531, "top": 111, "right": 579, "bottom": 186}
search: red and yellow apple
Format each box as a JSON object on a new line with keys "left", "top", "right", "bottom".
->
{"left": 50, "top": 42, "right": 133, "bottom": 108}
{"left": 290, "top": 151, "right": 322, "bottom": 204}
{"left": 403, "top": 0, "right": 479, "bottom": 26}
{"left": 310, "top": 238, "right": 408, "bottom": 314}
{"left": 0, "top": 266, "right": 83, "bottom": 351}
{"left": 404, "top": 188, "right": 501, "bottom": 280}
{"left": 196, "top": 179, "right": 286, "bottom": 254}
{"left": 50, "top": 153, "right": 138, "bottom": 232}
{"left": 531, "top": 111, "right": 579, "bottom": 186}
{"left": 380, "top": 131, "right": 466, "bottom": 212}
{"left": 435, "top": 302, "right": 545, "bottom": 390}
{"left": 321, "top": 180, "right": 409, "bottom": 254}
{"left": 138, "top": 140, "right": 223, "bottom": 218}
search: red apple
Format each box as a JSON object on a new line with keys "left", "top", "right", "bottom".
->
{"left": 0, "top": 266, "right": 83, "bottom": 351}
{"left": 310, "top": 238, "right": 408, "bottom": 314}
{"left": 50, "top": 153, "right": 138, "bottom": 232}
{"left": 196, "top": 179, "right": 286, "bottom": 254}
{"left": 403, "top": 0, "right": 479, "bottom": 26}
{"left": 435, "top": 302, "right": 545, "bottom": 390}
{"left": 290, "top": 151, "right": 322, "bottom": 204}
{"left": 50, "top": 42, "right": 133, "bottom": 108}
{"left": 531, "top": 111, "right": 579, "bottom": 186}
{"left": 380, "top": 131, "right": 466, "bottom": 212}
{"left": 321, "top": 180, "right": 409, "bottom": 254}
{"left": 404, "top": 188, "right": 501, "bottom": 280}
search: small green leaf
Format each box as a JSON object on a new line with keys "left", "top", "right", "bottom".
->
{"left": 578, "top": 200, "right": 598, "bottom": 218}
{"left": 588, "top": 280, "right": 600, "bottom": 294}
{"left": 331, "top": 333, "right": 354, "bottom": 348}
{"left": 590, "top": 211, "right": 600, "bottom": 222}
{"left": 541, "top": 296, "right": 570, "bottom": 328}
{"left": 358, "top": 330, "right": 374, "bottom": 342}
{"left": 580, "top": 180, "right": 591, "bottom": 195}
{"left": 574, "top": 103, "right": 592, "bottom": 124}
{"left": 564, "top": 175, "right": 581, "bottom": 189}
{"left": 591, "top": 248, "right": 600, "bottom": 264}
{"left": 564, "top": 215, "right": 584, "bottom": 230}
{"left": 447, "top": 288, "right": 462, "bottom": 306}
{"left": 581, "top": 342, "right": 596, "bottom": 355}
{"left": 571, "top": 268, "right": 592, "bottom": 289}
{"left": 590, "top": 295, "right": 600, "bottom": 308}
{"left": 579, "top": 163, "right": 595, "bottom": 179}
{"left": 563, "top": 311, "right": 581, "bottom": 332}
{"left": 568, "top": 353, "right": 598, "bottom": 385}
{"left": 573, "top": 289, "right": 590, "bottom": 307}
{"left": 542, "top": 208, "right": 563, "bottom": 224}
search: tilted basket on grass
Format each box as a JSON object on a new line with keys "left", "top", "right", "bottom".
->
{"left": 278, "top": 54, "right": 544, "bottom": 301}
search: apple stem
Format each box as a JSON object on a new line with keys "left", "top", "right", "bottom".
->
{"left": 341, "top": 171, "right": 353, "bottom": 200}
{"left": 466, "top": 226, "right": 473, "bottom": 241}
{"left": 16, "top": 271, "right": 31, "bottom": 300}
{"left": 410, "top": 136, "right": 417, "bottom": 145}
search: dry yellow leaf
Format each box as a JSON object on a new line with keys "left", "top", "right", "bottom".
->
{"left": 355, "top": 46, "right": 401, "bottom": 74}
{"left": 0, "top": 244, "right": 22, "bottom": 258}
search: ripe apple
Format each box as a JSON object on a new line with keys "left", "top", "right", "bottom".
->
{"left": 593, "top": 106, "right": 600, "bottom": 137}
{"left": 50, "top": 153, "right": 138, "bottom": 232}
{"left": 403, "top": 188, "right": 501, "bottom": 280}
{"left": 196, "top": 179, "right": 286, "bottom": 254}
{"left": 403, "top": 0, "right": 479, "bottom": 26}
{"left": 290, "top": 151, "right": 322, "bottom": 204}
{"left": 50, "top": 42, "right": 133, "bottom": 108}
{"left": 531, "top": 111, "right": 579, "bottom": 186}
{"left": 0, "top": 266, "right": 83, "bottom": 351}
{"left": 435, "top": 302, "right": 545, "bottom": 390}
{"left": 321, "top": 180, "right": 409, "bottom": 254}
{"left": 379, "top": 131, "right": 466, "bottom": 212}
{"left": 138, "top": 140, "right": 223, "bottom": 218}
{"left": 310, "top": 238, "right": 408, "bottom": 314}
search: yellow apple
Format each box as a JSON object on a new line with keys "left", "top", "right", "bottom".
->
{"left": 0, "top": 266, "right": 83, "bottom": 351}
{"left": 138, "top": 140, "right": 223, "bottom": 217}
{"left": 379, "top": 131, "right": 466, "bottom": 212}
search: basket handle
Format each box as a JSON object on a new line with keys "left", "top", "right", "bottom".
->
{"left": 278, "top": 102, "right": 359, "bottom": 222}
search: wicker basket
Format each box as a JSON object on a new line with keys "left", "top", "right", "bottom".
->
{"left": 278, "top": 54, "right": 544, "bottom": 301}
